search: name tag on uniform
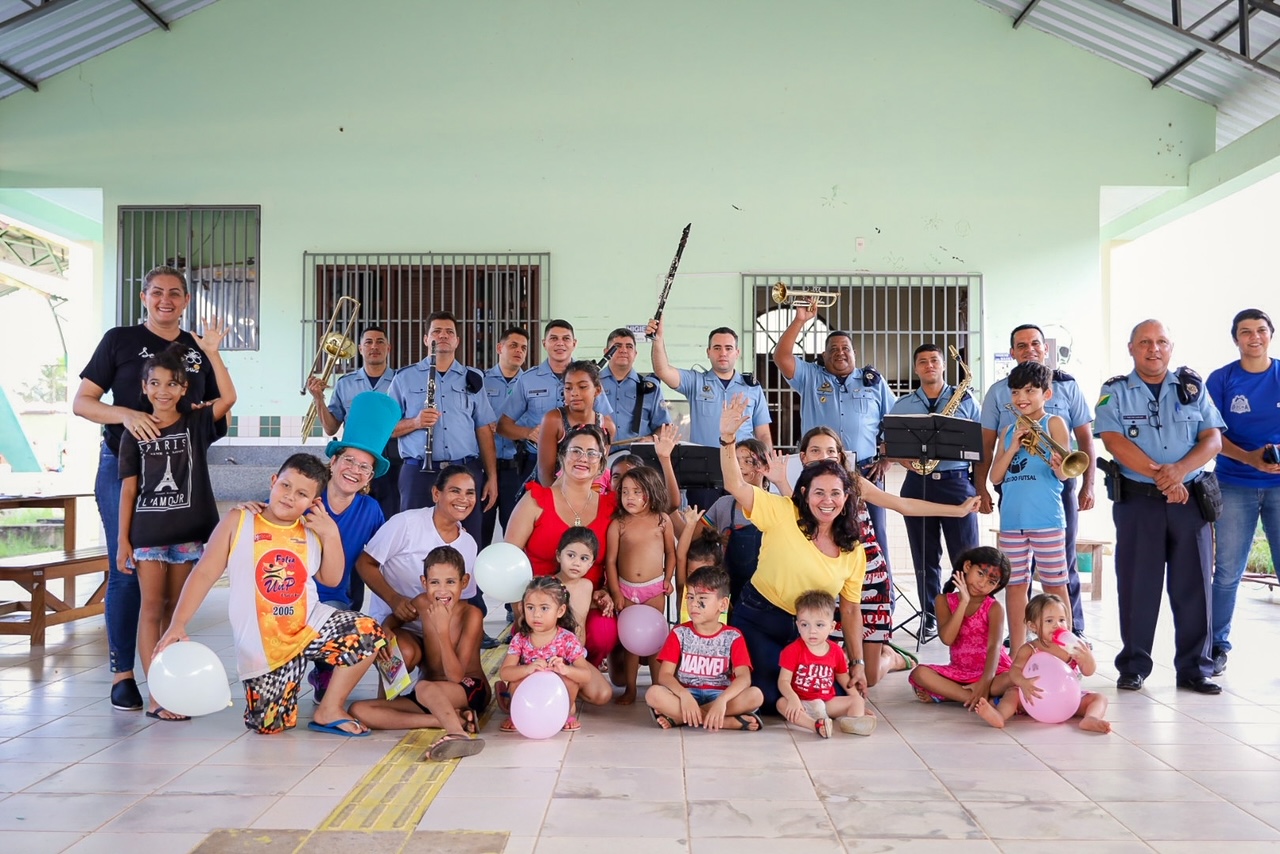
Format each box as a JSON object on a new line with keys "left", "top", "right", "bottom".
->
{"left": 529, "top": 388, "right": 549, "bottom": 398}
{"left": 1121, "top": 415, "right": 1146, "bottom": 423}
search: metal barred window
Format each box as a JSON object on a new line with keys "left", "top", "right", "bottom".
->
{"left": 744, "top": 273, "right": 983, "bottom": 451}
{"left": 301, "top": 252, "right": 550, "bottom": 388}
{"left": 117, "top": 205, "right": 262, "bottom": 350}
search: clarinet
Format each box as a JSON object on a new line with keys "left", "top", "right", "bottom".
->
{"left": 420, "top": 342, "right": 437, "bottom": 472}
{"left": 596, "top": 343, "right": 619, "bottom": 368}
{"left": 646, "top": 223, "right": 692, "bottom": 341}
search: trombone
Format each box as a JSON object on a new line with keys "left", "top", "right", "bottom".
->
{"left": 301, "top": 295, "right": 361, "bottom": 443}
{"left": 1004, "top": 404, "right": 1089, "bottom": 478}
{"left": 771, "top": 282, "right": 838, "bottom": 307}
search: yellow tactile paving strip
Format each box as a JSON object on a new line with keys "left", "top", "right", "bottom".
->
{"left": 318, "top": 638, "right": 509, "bottom": 832}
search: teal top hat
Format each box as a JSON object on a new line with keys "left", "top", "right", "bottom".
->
{"left": 325, "top": 391, "right": 400, "bottom": 478}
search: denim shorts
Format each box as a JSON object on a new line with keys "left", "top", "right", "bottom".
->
{"left": 687, "top": 687, "right": 726, "bottom": 706}
{"left": 130, "top": 541, "right": 204, "bottom": 565}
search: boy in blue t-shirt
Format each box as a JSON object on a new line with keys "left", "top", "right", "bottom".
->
{"left": 990, "top": 362, "right": 1073, "bottom": 653}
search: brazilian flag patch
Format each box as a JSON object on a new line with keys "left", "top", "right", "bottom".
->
{"left": 1096, "top": 393, "right": 1112, "bottom": 408}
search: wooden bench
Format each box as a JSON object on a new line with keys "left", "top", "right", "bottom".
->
{"left": 0, "top": 547, "right": 109, "bottom": 645}
{"left": 988, "top": 528, "right": 1110, "bottom": 600}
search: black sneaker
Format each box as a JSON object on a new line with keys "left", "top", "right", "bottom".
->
{"left": 480, "top": 633, "right": 502, "bottom": 650}
{"left": 110, "top": 678, "right": 144, "bottom": 711}
{"left": 1211, "top": 646, "right": 1228, "bottom": 676}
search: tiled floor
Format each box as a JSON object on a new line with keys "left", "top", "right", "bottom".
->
{"left": 2, "top": 573, "right": 1280, "bottom": 852}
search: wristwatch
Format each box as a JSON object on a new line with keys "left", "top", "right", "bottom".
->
{"left": 848, "top": 658, "right": 865, "bottom": 666}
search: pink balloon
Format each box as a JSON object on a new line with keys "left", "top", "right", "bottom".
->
{"left": 1019, "top": 650, "right": 1082, "bottom": 724}
{"left": 617, "top": 604, "right": 669, "bottom": 657}
{"left": 510, "top": 671, "right": 570, "bottom": 739}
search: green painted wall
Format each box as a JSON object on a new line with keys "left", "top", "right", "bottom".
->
{"left": 0, "top": 0, "right": 1215, "bottom": 415}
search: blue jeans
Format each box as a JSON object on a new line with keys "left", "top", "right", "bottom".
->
{"left": 96, "top": 443, "right": 139, "bottom": 674}
{"left": 730, "top": 583, "right": 799, "bottom": 714}
{"left": 1212, "top": 481, "right": 1280, "bottom": 652}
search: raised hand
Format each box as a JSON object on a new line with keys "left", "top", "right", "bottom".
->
{"left": 765, "top": 449, "right": 789, "bottom": 485}
{"left": 952, "top": 570, "right": 970, "bottom": 606}
{"left": 193, "top": 318, "right": 232, "bottom": 354}
{"left": 719, "top": 394, "right": 749, "bottom": 440}
{"left": 654, "top": 423, "right": 679, "bottom": 458}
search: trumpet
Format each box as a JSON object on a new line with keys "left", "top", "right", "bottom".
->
{"left": 1004, "top": 404, "right": 1089, "bottom": 478}
{"left": 301, "top": 295, "right": 361, "bottom": 443}
{"left": 771, "top": 282, "right": 839, "bottom": 307}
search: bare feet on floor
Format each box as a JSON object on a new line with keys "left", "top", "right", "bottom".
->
{"left": 1080, "top": 716, "right": 1112, "bottom": 734}
{"left": 971, "top": 697, "right": 1005, "bottom": 728}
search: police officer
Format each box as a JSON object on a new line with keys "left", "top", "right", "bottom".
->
{"left": 307, "top": 325, "right": 401, "bottom": 522}
{"left": 888, "top": 343, "right": 980, "bottom": 642}
{"left": 481, "top": 325, "right": 529, "bottom": 548}
{"left": 1205, "top": 308, "right": 1280, "bottom": 675}
{"left": 389, "top": 310, "right": 498, "bottom": 544}
{"left": 495, "top": 319, "right": 613, "bottom": 483}
{"left": 976, "top": 323, "right": 1095, "bottom": 635}
{"left": 773, "top": 299, "right": 895, "bottom": 574}
{"left": 649, "top": 318, "right": 771, "bottom": 510}
{"left": 1096, "top": 319, "right": 1224, "bottom": 694}
{"left": 600, "top": 327, "right": 671, "bottom": 443}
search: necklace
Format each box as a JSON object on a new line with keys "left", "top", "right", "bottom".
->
{"left": 558, "top": 481, "right": 595, "bottom": 526}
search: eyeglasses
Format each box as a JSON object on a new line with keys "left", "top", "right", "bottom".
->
{"left": 337, "top": 455, "right": 375, "bottom": 475}
{"left": 566, "top": 447, "right": 603, "bottom": 460}
{"left": 1147, "top": 399, "right": 1162, "bottom": 429}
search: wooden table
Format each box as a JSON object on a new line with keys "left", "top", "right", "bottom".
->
{"left": 0, "top": 492, "right": 87, "bottom": 550}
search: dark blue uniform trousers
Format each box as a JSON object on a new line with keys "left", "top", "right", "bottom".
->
{"left": 1113, "top": 492, "right": 1213, "bottom": 681}
{"left": 902, "top": 471, "right": 979, "bottom": 627}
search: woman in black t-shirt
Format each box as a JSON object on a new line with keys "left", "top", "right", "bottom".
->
{"left": 72, "top": 265, "right": 223, "bottom": 712}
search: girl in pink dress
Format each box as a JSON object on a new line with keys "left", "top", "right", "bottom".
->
{"left": 908, "top": 547, "right": 1014, "bottom": 728}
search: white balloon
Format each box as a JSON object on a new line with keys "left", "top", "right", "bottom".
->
{"left": 148, "top": 641, "right": 233, "bottom": 717}
{"left": 474, "top": 543, "right": 535, "bottom": 603}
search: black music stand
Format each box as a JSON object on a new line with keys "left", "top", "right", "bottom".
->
{"left": 621, "top": 443, "right": 723, "bottom": 490}
{"left": 882, "top": 413, "right": 984, "bottom": 647}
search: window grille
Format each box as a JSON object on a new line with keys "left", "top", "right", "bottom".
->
{"left": 302, "top": 253, "right": 549, "bottom": 381}
{"left": 745, "top": 273, "right": 982, "bottom": 451}
{"left": 117, "top": 205, "right": 261, "bottom": 350}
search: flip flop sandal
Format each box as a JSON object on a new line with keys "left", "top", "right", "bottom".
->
{"left": 306, "top": 718, "right": 370, "bottom": 737}
{"left": 887, "top": 642, "right": 919, "bottom": 670}
{"left": 145, "top": 707, "right": 190, "bottom": 722}
{"left": 562, "top": 715, "right": 581, "bottom": 732}
{"left": 500, "top": 717, "right": 518, "bottom": 733}
{"left": 426, "top": 733, "right": 486, "bottom": 761}
{"left": 651, "top": 708, "right": 676, "bottom": 730}
{"left": 460, "top": 709, "right": 479, "bottom": 735}
{"left": 815, "top": 718, "right": 831, "bottom": 738}
{"left": 734, "top": 713, "right": 763, "bottom": 731}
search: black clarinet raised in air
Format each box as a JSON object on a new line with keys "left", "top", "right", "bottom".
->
{"left": 646, "top": 222, "right": 691, "bottom": 341}
{"left": 420, "top": 342, "right": 437, "bottom": 472}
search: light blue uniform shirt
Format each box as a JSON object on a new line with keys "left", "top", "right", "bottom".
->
{"left": 389, "top": 359, "right": 495, "bottom": 461}
{"left": 1094, "top": 369, "right": 1226, "bottom": 484}
{"left": 999, "top": 416, "right": 1067, "bottom": 530}
{"left": 500, "top": 359, "right": 613, "bottom": 454}
{"left": 786, "top": 360, "right": 894, "bottom": 461}
{"left": 602, "top": 368, "right": 671, "bottom": 442}
{"left": 889, "top": 385, "right": 981, "bottom": 473}
{"left": 675, "top": 368, "right": 770, "bottom": 446}
{"left": 981, "top": 372, "right": 1093, "bottom": 438}
{"left": 483, "top": 365, "right": 523, "bottom": 461}
{"left": 327, "top": 367, "right": 397, "bottom": 423}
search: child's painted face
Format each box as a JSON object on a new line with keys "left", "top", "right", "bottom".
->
{"left": 421, "top": 563, "right": 465, "bottom": 606}
{"left": 142, "top": 367, "right": 186, "bottom": 413}
{"left": 963, "top": 561, "right": 1003, "bottom": 596}
{"left": 522, "top": 591, "right": 566, "bottom": 634}
{"left": 800, "top": 435, "right": 841, "bottom": 465}
{"left": 1010, "top": 384, "right": 1051, "bottom": 414}
{"left": 619, "top": 480, "right": 649, "bottom": 515}
{"left": 268, "top": 470, "right": 322, "bottom": 522}
{"left": 685, "top": 587, "right": 727, "bottom": 623}
{"left": 795, "top": 608, "right": 834, "bottom": 647}
{"left": 557, "top": 542, "right": 595, "bottom": 580}
{"left": 736, "top": 448, "right": 764, "bottom": 486}
{"left": 1030, "top": 602, "right": 1070, "bottom": 641}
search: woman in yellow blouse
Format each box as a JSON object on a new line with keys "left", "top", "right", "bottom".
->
{"left": 719, "top": 395, "right": 867, "bottom": 713}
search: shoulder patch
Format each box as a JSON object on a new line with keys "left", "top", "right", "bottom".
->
{"left": 1051, "top": 369, "right": 1075, "bottom": 383}
{"left": 641, "top": 379, "right": 658, "bottom": 393}
{"left": 1176, "top": 366, "right": 1203, "bottom": 405}
{"left": 861, "top": 365, "right": 881, "bottom": 387}
{"left": 1096, "top": 393, "right": 1113, "bottom": 408}
{"left": 740, "top": 372, "right": 759, "bottom": 387}
{"left": 464, "top": 368, "right": 484, "bottom": 394}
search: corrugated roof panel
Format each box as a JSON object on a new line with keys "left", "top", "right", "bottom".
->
{"left": 0, "top": 0, "right": 219, "bottom": 98}
{"left": 976, "top": 0, "right": 1280, "bottom": 146}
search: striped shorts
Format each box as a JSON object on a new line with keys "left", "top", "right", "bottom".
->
{"left": 998, "top": 528, "right": 1068, "bottom": 586}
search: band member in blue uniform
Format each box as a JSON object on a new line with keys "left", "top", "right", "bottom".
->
{"left": 481, "top": 326, "right": 529, "bottom": 548}
{"left": 601, "top": 327, "right": 671, "bottom": 443}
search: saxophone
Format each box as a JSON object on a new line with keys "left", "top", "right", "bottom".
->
{"left": 912, "top": 344, "right": 973, "bottom": 476}
{"left": 420, "top": 342, "right": 437, "bottom": 473}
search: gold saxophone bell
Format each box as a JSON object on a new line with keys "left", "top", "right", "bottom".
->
{"left": 771, "top": 282, "right": 839, "bottom": 307}
{"left": 301, "top": 295, "right": 361, "bottom": 443}
{"left": 1006, "top": 404, "right": 1090, "bottom": 479}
